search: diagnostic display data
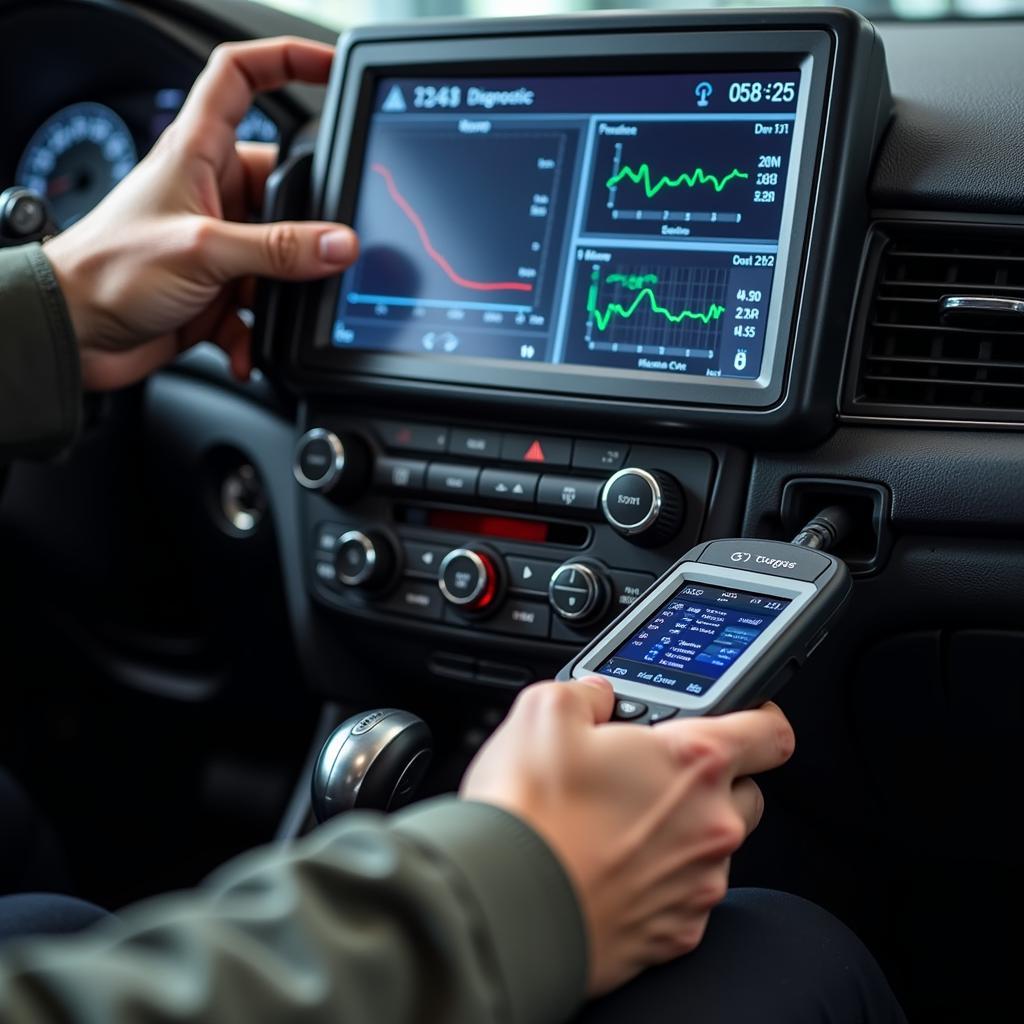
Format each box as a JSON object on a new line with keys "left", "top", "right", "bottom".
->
{"left": 332, "top": 70, "right": 801, "bottom": 381}
{"left": 598, "top": 584, "right": 791, "bottom": 696}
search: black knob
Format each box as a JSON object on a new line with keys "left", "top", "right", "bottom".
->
{"left": 549, "top": 561, "right": 610, "bottom": 625}
{"left": 0, "top": 187, "right": 51, "bottom": 242}
{"left": 334, "top": 530, "right": 396, "bottom": 590}
{"left": 311, "top": 709, "right": 432, "bottom": 822}
{"left": 293, "top": 429, "right": 369, "bottom": 499}
{"left": 600, "top": 468, "right": 684, "bottom": 545}
{"left": 438, "top": 547, "right": 502, "bottom": 612}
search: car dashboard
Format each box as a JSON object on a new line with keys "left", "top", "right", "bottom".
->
{"left": 1, "top": 2, "right": 1022, "bottom": 1022}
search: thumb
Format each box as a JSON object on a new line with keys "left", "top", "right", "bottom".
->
{"left": 205, "top": 219, "right": 359, "bottom": 281}
{"left": 563, "top": 676, "right": 616, "bottom": 725}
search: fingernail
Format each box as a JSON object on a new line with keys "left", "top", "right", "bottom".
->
{"left": 319, "top": 227, "right": 356, "bottom": 264}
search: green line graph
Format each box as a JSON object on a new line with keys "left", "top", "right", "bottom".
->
{"left": 586, "top": 268, "right": 726, "bottom": 334}
{"left": 606, "top": 163, "right": 749, "bottom": 198}
{"left": 605, "top": 272, "right": 659, "bottom": 291}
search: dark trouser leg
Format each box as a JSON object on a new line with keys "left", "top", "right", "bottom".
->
{"left": 0, "top": 768, "right": 108, "bottom": 943}
{"left": 0, "top": 893, "right": 108, "bottom": 944}
{"left": 576, "top": 888, "right": 907, "bottom": 1024}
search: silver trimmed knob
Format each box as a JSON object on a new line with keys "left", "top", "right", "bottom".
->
{"left": 438, "top": 548, "right": 501, "bottom": 611}
{"left": 293, "top": 429, "right": 369, "bottom": 498}
{"left": 334, "top": 529, "right": 396, "bottom": 590}
{"left": 600, "top": 467, "right": 684, "bottom": 545}
{"left": 549, "top": 561, "right": 610, "bottom": 624}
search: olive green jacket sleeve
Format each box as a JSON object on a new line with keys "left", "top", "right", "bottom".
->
{"left": 0, "top": 797, "right": 588, "bottom": 1024}
{"left": 0, "top": 243, "right": 81, "bottom": 464}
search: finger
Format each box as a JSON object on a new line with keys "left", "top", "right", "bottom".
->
{"left": 236, "top": 142, "right": 280, "bottom": 213}
{"left": 237, "top": 276, "right": 257, "bottom": 310}
{"left": 516, "top": 677, "right": 615, "bottom": 727}
{"left": 568, "top": 676, "right": 617, "bottom": 724}
{"left": 731, "top": 777, "right": 765, "bottom": 836}
{"left": 204, "top": 218, "right": 358, "bottom": 282}
{"left": 181, "top": 37, "right": 334, "bottom": 132}
{"left": 659, "top": 701, "right": 795, "bottom": 779}
{"left": 211, "top": 308, "right": 252, "bottom": 381}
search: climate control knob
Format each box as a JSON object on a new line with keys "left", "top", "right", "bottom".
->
{"left": 334, "top": 530, "right": 396, "bottom": 591}
{"left": 293, "top": 429, "right": 369, "bottom": 499}
{"left": 438, "top": 548, "right": 502, "bottom": 612}
{"left": 548, "top": 561, "right": 610, "bottom": 624}
{"left": 600, "top": 467, "right": 684, "bottom": 546}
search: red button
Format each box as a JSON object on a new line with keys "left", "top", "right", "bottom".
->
{"left": 500, "top": 434, "right": 572, "bottom": 467}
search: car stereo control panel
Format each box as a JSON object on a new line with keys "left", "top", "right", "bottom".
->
{"left": 295, "top": 413, "right": 715, "bottom": 660}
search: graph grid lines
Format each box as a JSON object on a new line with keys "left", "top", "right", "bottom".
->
{"left": 585, "top": 262, "right": 729, "bottom": 359}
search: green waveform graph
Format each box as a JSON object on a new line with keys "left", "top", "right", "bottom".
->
{"left": 586, "top": 268, "right": 726, "bottom": 334}
{"left": 580, "top": 263, "right": 731, "bottom": 363}
{"left": 605, "top": 272, "right": 659, "bottom": 291}
{"left": 606, "top": 162, "right": 750, "bottom": 199}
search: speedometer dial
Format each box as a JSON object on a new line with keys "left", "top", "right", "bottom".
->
{"left": 16, "top": 102, "right": 138, "bottom": 229}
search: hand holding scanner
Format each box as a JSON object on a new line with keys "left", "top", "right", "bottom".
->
{"left": 557, "top": 538, "right": 851, "bottom": 724}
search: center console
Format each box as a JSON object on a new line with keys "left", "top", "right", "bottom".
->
{"left": 257, "top": 8, "right": 891, "bottom": 697}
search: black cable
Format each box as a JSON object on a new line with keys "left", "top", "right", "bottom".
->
{"left": 790, "top": 505, "right": 855, "bottom": 553}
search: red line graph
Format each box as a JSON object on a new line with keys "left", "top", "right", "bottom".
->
{"left": 370, "top": 162, "right": 534, "bottom": 294}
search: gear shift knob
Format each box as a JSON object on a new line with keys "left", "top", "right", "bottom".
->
{"left": 311, "top": 709, "right": 432, "bottom": 823}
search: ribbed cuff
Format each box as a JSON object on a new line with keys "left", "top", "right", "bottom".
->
{"left": 393, "top": 797, "right": 588, "bottom": 1024}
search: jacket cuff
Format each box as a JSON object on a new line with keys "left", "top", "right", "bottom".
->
{"left": 393, "top": 797, "right": 588, "bottom": 1024}
{"left": 0, "top": 243, "right": 81, "bottom": 461}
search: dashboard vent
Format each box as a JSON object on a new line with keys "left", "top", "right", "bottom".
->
{"left": 845, "top": 224, "right": 1024, "bottom": 423}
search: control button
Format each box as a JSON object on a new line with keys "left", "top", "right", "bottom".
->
{"left": 572, "top": 440, "right": 630, "bottom": 472}
{"left": 426, "top": 462, "right": 480, "bottom": 498}
{"left": 380, "top": 581, "right": 443, "bottom": 621}
{"left": 610, "top": 570, "right": 657, "bottom": 611}
{"left": 448, "top": 428, "right": 502, "bottom": 459}
{"left": 439, "top": 548, "right": 500, "bottom": 610}
{"left": 549, "top": 562, "right": 610, "bottom": 624}
{"left": 294, "top": 429, "right": 344, "bottom": 491}
{"left": 294, "top": 429, "right": 370, "bottom": 498}
{"left": 404, "top": 541, "right": 448, "bottom": 579}
{"left": 507, "top": 556, "right": 560, "bottom": 596}
{"left": 335, "top": 530, "right": 395, "bottom": 590}
{"left": 601, "top": 467, "right": 685, "bottom": 545}
{"left": 313, "top": 558, "right": 338, "bottom": 585}
{"left": 374, "top": 457, "right": 427, "bottom": 493}
{"left": 374, "top": 420, "right": 448, "bottom": 454}
{"left": 315, "top": 524, "right": 347, "bottom": 553}
{"left": 697, "top": 539, "right": 831, "bottom": 583}
{"left": 613, "top": 699, "right": 647, "bottom": 721}
{"left": 490, "top": 599, "right": 551, "bottom": 639}
{"left": 537, "top": 475, "right": 603, "bottom": 512}
{"left": 478, "top": 468, "right": 538, "bottom": 504}
{"left": 646, "top": 704, "right": 680, "bottom": 724}
{"left": 500, "top": 433, "right": 572, "bottom": 468}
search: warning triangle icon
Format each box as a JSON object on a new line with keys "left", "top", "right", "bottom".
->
{"left": 523, "top": 440, "right": 545, "bottom": 462}
{"left": 382, "top": 85, "right": 407, "bottom": 112}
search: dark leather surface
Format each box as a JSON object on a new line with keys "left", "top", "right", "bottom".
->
{"left": 873, "top": 21, "right": 1024, "bottom": 213}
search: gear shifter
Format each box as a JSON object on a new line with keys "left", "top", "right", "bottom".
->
{"left": 311, "top": 709, "right": 432, "bottom": 823}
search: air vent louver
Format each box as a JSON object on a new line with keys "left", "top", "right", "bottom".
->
{"left": 847, "top": 225, "right": 1024, "bottom": 422}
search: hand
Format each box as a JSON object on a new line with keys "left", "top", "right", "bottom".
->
{"left": 461, "top": 678, "right": 795, "bottom": 996}
{"left": 44, "top": 37, "right": 358, "bottom": 390}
